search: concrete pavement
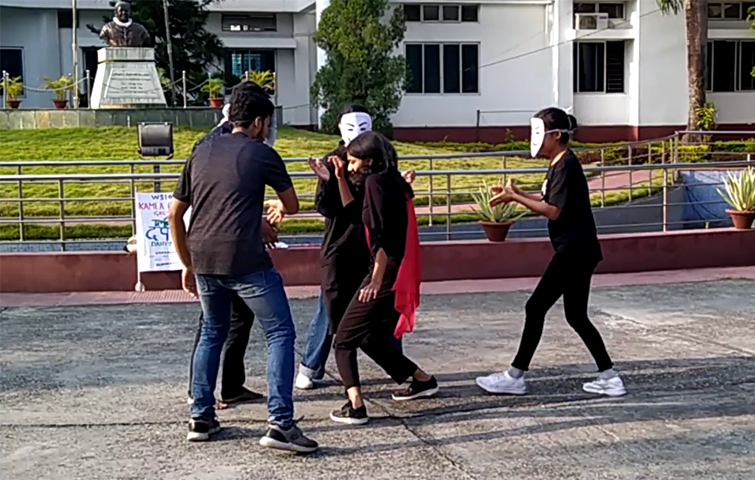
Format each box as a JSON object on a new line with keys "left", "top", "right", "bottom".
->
{"left": 1, "top": 276, "right": 754, "bottom": 479}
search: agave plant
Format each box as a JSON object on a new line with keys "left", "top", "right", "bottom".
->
{"left": 471, "top": 182, "right": 527, "bottom": 223}
{"left": 717, "top": 167, "right": 755, "bottom": 212}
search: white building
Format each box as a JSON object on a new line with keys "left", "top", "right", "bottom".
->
{"left": 1, "top": 0, "right": 754, "bottom": 142}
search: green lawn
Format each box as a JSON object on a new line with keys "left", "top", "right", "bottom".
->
{"left": 0, "top": 126, "right": 659, "bottom": 240}
{"left": 0, "top": 126, "right": 547, "bottom": 217}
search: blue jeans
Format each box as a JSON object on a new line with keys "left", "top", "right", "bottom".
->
{"left": 299, "top": 293, "right": 331, "bottom": 381}
{"left": 192, "top": 268, "right": 295, "bottom": 428}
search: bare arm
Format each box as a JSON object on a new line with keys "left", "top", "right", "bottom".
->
{"left": 336, "top": 177, "right": 354, "bottom": 207}
{"left": 511, "top": 193, "right": 561, "bottom": 221}
{"left": 168, "top": 198, "right": 192, "bottom": 268}
{"left": 275, "top": 187, "right": 299, "bottom": 215}
{"left": 359, "top": 248, "right": 388, "bottom": 302}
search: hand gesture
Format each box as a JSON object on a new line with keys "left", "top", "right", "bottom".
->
{"left": 265, "top": 199, "right": 285, "bottom": 225}
{"left": 182, "top": 267, "right": 197, "bottom": 298}
{"left": 401, "top": 170, "right": 417, "bottom": 184}
{"left": 489, "top": 183, "right": 515, "bottom": 207}
{"left": 308, "top": 157, "right": 330, "bottom": 182}
{"left": 329, "top": 156, "right": 346, "bottom": 180}
{"left": 506, "top": 179, "right": 522, "bottom": 195}
{"left": 358, "top": 280, "right": 381, "bottom": 303}
{"left": 262, "top": 219, "right": 279, "bottom": 249}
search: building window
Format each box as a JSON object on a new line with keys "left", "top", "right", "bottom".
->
{"left": 461, "top": 5, "right": 479, "bottom": 22}
{"left": 405, "top": 43, "right": 479, "bottom": 94}
{"left": 708, "top": 2, "right": 755, "bottom": 20}
{"left": 574, "top": 2, "right": 626, "bottom": 19}
{"left": 225, "top": 50, "right": 275, "bottom": 79}
{"left": 221, "top": 13, "right": 276, "bottom": 32}
{"left": 404, "top": 4, "right": 421, "bottom": 21}
{"left": 57, "top": 10, "right": 80, "bottom": 29}
{"left": 404, "top": 4, "right": 479, "bottom": 22}
{"left": 0, "top": 49, "right": 23, "bottom": 94}
{"left": 706, "top": 40, "right": 755, "bottom": 91}
{"left": 573, "top": 41, "right": 625, "bottom": 93}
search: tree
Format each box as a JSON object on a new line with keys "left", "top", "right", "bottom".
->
{"left": 311, "top": 0, "right": 407, "bottom": 134}
{"left": 88, "top": 0, "right": 225, "bottom": 105}
{"left": 656, "top": 0, "right": 708, "bottom": 141}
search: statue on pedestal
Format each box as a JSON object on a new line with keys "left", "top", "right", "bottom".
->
{"left": 100, "top": 1, "right": 151, "bottom": 48}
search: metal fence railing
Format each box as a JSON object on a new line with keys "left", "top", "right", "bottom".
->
{"left": 0, "top": 131, "right": 753, "bottom": 251}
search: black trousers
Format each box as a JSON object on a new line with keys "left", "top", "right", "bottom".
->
{"left": 188, "top": 293, "right": 255, "bottom": 399}
{"left": 334, "top": 263, "right": 417, "bottom": 389}
{"left": 512, "top": 253, "right": 614, "bottom": 372}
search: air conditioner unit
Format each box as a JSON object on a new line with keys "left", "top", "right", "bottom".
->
{"left": 575, "top": 13, "right": 610, "bottom": 31}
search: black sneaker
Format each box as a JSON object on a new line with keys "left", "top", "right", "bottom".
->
{"left": 187, "top": 416, "right": 221, "bottom": 442}
{"left": 392, "top": 376, "right": 439, "bottom": 401}
{"left": 329, "top": 401, "right": 369, "bottom": 425}
{"left": 259, "top": 423, "right": 319, "bottom": 453}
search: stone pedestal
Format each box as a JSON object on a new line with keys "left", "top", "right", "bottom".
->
{"left": 90, "top": 48, "right": 167, "bottom": 109}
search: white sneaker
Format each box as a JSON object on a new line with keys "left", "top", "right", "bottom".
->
{"left": 583, "top": 375, "right": 627, "bottom": 397}
{"left": 295, "top": 373, "right": 315, "bottom": 390}
{"left": 475, "top": 371, "right": 527, "bottom": 395}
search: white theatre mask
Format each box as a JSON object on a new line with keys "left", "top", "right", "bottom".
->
{"left": 339, "top": 112, "right": 372, "bottom": 146}
{"left": 530, "top": 117, "right": 572, "bottom": 158}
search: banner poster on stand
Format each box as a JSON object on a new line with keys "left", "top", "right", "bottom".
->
{"left": 134, "top": 192, "right": 190, "bottom": 273}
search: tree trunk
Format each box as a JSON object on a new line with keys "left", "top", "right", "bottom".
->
{"left": 684, "top": 0, "right": 708, "bottom": 143}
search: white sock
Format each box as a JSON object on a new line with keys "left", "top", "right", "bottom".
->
{"left": 598, "top": 368, "right": 618, "bottom": 380}
{"left": 507, "top": 367, "right": 525, "bottom": 379}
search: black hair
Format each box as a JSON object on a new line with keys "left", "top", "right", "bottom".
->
{"left": 228, "top": 81, "right": 274, "bottom": 129}
{"left": 534, "top": 107, "right": 578, "bottom": 144}
{"left": 339, "top": 104, "right": 370, "bottom": 122}
{"left": 346, "top": 131, "right": 399, "bottom": 174}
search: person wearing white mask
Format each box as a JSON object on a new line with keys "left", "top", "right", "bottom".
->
{"left": 476, "top": 107, "right": 626, "bottom": 398}
{"left": 291, "top": 105, "right": 413, "bottom": 391}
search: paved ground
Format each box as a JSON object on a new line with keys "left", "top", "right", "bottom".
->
{"left": 1, "top": 274, "right": 754, "bottom": 479}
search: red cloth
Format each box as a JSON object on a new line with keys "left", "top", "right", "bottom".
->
{"left": 392, "top": 198, "right": 421, "bottom": 338}
{"left": 365, "top": 198, "right": 421, "bottom": 339}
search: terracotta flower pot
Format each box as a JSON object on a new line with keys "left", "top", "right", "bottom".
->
{"left": 7, "top": 99, "right": 21, "bottom": 109}
{"left": 726, "top": 209, "right": 755, "bottom": 230}
{"left": 479, "top": 221, "right": 513, "bottom": 242}
{"left": 53, "top": 99, "right": 68, "bottom": 110}
{"left": 209, "top": 97, "right": 224, "bottom": 109}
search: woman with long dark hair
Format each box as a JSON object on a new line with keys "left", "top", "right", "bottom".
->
{"left": 476, "top": 107, "right": 626, "bottom": 397}
{"left": 296, "top": 105, "right": 409, "bottom": 390}
{"left": 328, "top": 131, "right": 438, "bottom": 425}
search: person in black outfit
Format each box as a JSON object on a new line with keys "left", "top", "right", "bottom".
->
{"left": 328, "top": 131, "right": 439, "bottom": 426}
{"left": 476, "top": 107, "right": 626, "bottom": 398}
{"left": 296, "top": 105, "right": 406, "bottom": 391}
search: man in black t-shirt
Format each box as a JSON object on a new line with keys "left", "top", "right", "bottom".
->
{"left": 185, "top": 99, "right": 281, "bottom": 408}
{"left": 168, "top": 83, "right": 318, "bottom": 453}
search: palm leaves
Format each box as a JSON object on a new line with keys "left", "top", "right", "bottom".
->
{"left": 718, "top": 167, "right": 755, "bottom": 212}
{"left": 471, "top": 182, "right": 526, "bottom": 223}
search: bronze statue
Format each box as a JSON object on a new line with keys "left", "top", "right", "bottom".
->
{"left": 100, "top": 1, "right": 151, "bottom": 48}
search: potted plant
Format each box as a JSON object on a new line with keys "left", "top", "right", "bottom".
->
{"left": 201, "top": 78, "right": 225, "bottom": 109}
{"left": 472, "top": 182, "right": 526, "bottom": 242}
{"left": 718, "top": 166, "right": 755, "bottom": 229}
{"left": 246, "top": 70, "right": 275, "bottom": 94}
{"left": 42, "top": 75, "right": 75, "bottom": 109}
{"left": 1, "top": 76, "right": 24, "bottom": 109}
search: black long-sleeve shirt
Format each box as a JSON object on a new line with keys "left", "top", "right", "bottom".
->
{"left": 362, "top": 171, "right": 413, "bottom": 263}
{"left": 316, "top": 146, "right": 371, "bottom": 288}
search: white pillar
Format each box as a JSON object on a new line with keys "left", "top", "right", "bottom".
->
{"left": 550, "top": 0, "right": 574, "bottom": 112}
{"left": 315, "top": 0, "right": 330, "bottom": 128}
